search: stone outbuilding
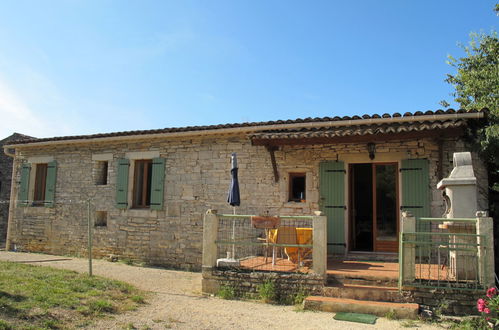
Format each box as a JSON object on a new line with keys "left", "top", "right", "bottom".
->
{"left": 0, "top": 133, "right": 34, "bottom": 247}
{"left": 2, "top": 109, "right": 488, "bottom": 269}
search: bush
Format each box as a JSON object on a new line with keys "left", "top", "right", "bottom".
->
{"left": 476, "top": 287, "right": 499, "bottom": 328}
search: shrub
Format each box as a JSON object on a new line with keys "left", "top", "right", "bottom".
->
{"left": 476, "top": 287, "right": 499, "bottom": 327}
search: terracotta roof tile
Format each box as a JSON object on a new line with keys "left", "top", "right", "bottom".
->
{"left": 5, "top": 108, "right": 485, "bottom": 146}
{"left": 248, "top": 119, "right": 466, "bottom": 140}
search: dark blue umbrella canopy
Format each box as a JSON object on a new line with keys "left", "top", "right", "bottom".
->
{"left": 227, "top": 152, "right": 240, "bottom": 207}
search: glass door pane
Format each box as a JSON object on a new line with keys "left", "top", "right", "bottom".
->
{"left": 374, "top": 164, "right": 398, "bottom": 252}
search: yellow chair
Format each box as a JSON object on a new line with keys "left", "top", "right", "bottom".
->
{"left": 273, "top": 226, "right": 298, "bottom": 265}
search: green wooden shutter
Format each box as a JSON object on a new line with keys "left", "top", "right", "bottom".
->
{"left": 401, "top": 159, "right": 430, "bottom": 230}
{"left": 150, "top": 157, "right": 165, "bottom": 210}
{"left": 320, "top": 161, "right": 346, "bottom": 254}
{"left": 18, "top": 163, "right": 31, "bottom": 206}
{"left": 44, "top": 161, "right": 57, "bottom": 207}
{"left": 116, "top": 158, "right": 130, "bottom": 209}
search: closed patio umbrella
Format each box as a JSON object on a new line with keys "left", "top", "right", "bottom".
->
{"left": 227, "top": 152, "right": 240, "bottom": 210}
{"left": 227, "top": 152, "right": 240, "bottom": 260}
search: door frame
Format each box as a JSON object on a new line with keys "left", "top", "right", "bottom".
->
{"left": 348, "top": 162, "right": 400, "bottom": 253}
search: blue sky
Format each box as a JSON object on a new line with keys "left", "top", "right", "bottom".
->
{"left": 0, "top": 1, "right": 497, "bottom": 138}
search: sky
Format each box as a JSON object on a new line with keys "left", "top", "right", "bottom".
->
{"left": 0, "top": 1, "right": 497, "bottom": 139}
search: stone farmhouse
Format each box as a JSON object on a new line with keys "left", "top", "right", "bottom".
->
{"left": 2, "top": 109, "right": 488, "bottom": 270}
{"left": 0, "top": 133, "right": 34, "bottom": 247}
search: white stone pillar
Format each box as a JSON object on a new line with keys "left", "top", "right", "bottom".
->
{"left": 202, "top": 209, "right": 219, "bottom": 270}
{"left": 401, "top": 211, "right": 416, "bottom": 284}
{"left": 476, "top": 211, "right": 495, "bottom": 288}
{"left": 313, "top": 213, "right": 327, "bottom": 278}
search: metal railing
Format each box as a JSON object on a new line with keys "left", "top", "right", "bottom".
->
{"left": 399, "top": 217, "right": 487, "bottom": 291}
{"left": 214, "top": 214, "right": 314, "bottom": 273}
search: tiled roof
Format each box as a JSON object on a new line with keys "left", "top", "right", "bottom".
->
{"left": 0, "top": 133, "right": 36, "bottom": 144}
{"left": 5, "top": 108, "right": 485, "bottom": 146}
{"left": 248, "top": 119, "right": 466, "bottom": 141}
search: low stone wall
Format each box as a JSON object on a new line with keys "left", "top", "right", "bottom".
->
{"left": 410, "top": 287, "right": 484, "bottom": 315}
{"left": 202, "top": 267, "right": 325, "bottom": 302}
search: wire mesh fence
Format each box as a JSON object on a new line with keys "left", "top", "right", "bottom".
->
{"left": 1, "top": 198, "right": 96, "bottom": 274}
{"left": 402, "top": 217, "right": 484, "bottom": 290}
{"left": 215, "top": 214, "right": 314, "bottom": 273}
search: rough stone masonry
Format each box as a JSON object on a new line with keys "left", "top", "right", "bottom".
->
{"left": 4, "top": 130, "right": 488, "bottom": 270}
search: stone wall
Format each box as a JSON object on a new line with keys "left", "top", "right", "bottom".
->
{"left": 410, "top": 288, "right": 484, "bottom": 315}
{"left": 202, "top": 268, "right": 325, "bottom": 302}
{"left": 0, "top": 133, "right": 33, "bottom": 247}
{"left": 6, "top": 133, "right": 488, "bottom": 269}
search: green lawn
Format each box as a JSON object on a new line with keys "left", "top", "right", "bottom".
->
{"left": 0, "top": 261, "right": 146, "bottom": 329}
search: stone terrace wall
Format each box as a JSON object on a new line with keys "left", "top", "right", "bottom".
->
{"left": 202, "top": 269, "right": 325, "bottom": 302}
{"left": 411, "top": 288, "right": 484, "bottom": 315}
{"left": 7, "top": 134, "right": 487, "bottom": 270}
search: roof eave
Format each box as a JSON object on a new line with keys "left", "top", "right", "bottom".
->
{"left": 4, "top": 111, "right": 484, "bottom": 149}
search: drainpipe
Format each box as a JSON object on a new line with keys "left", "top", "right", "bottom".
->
{"left": 3, "top": 146, "right": 15, "bottom": 157}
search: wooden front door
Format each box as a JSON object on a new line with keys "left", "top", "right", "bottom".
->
{"left": 349, "top": 163, "right": 399, "bottom": 253}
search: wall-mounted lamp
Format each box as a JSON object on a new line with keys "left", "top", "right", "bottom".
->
{"left": 367, "top": 142, "right": 376, "bottom": 160}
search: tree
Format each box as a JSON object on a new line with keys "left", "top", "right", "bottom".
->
{"left": 442, "top": 5, "right": 499, "bottom": 219}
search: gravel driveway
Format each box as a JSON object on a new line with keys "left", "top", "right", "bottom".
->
{"left": 0, "top": 251, "right": 441, "bottom": 329}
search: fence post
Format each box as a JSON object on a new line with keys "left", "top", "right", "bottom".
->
{"left": 312, "top": 213, "right": 327, "bottom": 279}
{"left": 202, "top": 209, "right": 219, "bottom": 270}
{"left": 400, "top": 211, "right": 416, "bottom": 285}
{"left": 87, "top": 199, "right": 93, "bottom": 276}
{"left": 476, "top": 211, "right": 495, "bottom": 288}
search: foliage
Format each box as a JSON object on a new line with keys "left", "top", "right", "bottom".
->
{"left": 445, "top": 30, "right": 499, "bottom": 163}
{"left": 448, "top": 317, "right": 488, "bottom": 330}
{"left": 290, "top": 286, "right": 309, "bottom": 305}
{"left": 476, "top": 287, "right": 499, "bottom": 328}
{"left": 442, "top": 4, "right": 499, "bottom": 221}
{"left": 445, "top": 31, "right": 499, "bottom": 112}
{"left": 217, "top": 283, "right": 237, "bottom": 300}
{"left": 257, "top": 279, "right": 276, "bottom": 303}
{"left": 0, "top": 260, "right": 145, "bottom": 329}
{"left": 384, "top": 310, "right": 397, "bottom": 320}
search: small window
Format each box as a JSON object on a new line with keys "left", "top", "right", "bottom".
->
{"left": 132, "top": 159, "right": 152, "bottom": 208}
{"left": 33, "top": 163, "right": 48, "bottom": 206}
{"left": 95, "top": 211, "right": 107, "bottom": 227}
{"left": 93, "top": 161, "right": 108, "bottom": 185}
{"left": 289, "top": 173, "right": 306, "bottom": 202}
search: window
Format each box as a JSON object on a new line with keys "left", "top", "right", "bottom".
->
{"left": 115, "top": 156, "right": 164, "bottom": 210}
{"left": 289, "top": 173, "right": 306, "bottom": 202}
{"left": 132, "top": 159, "right": 153, "bottom": 208}
{"left": 33, "top": 163, "right": 48, "bottom": 205}
{"left": 95, "top": 211, "right": 107, "bottom": 227}
{"left": 93, "top": 161, "right": 108, "bottom": 185}
{"left": 18, "top": 160, "right": 57, "bottom": 207}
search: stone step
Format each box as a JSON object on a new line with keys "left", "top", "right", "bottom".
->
{"left": 303, "top": 296, "right": 419, "bottom": 319}
{"left": 323, "top": 283, "right": 407, "bottom": 303}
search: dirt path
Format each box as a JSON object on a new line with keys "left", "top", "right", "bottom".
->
{"left": 0, "top": 251, "right": 441, "bottom": 329}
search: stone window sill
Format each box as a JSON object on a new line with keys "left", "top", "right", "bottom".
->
{"left": 123, "top": 209, "right": 157, "bottom": 218}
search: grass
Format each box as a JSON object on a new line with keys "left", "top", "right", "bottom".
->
{"left": 0, "top": 260, "right": 146, "bottom": 329}
{"left": 385, "top": 310, "right": 397, "bottom": 320}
